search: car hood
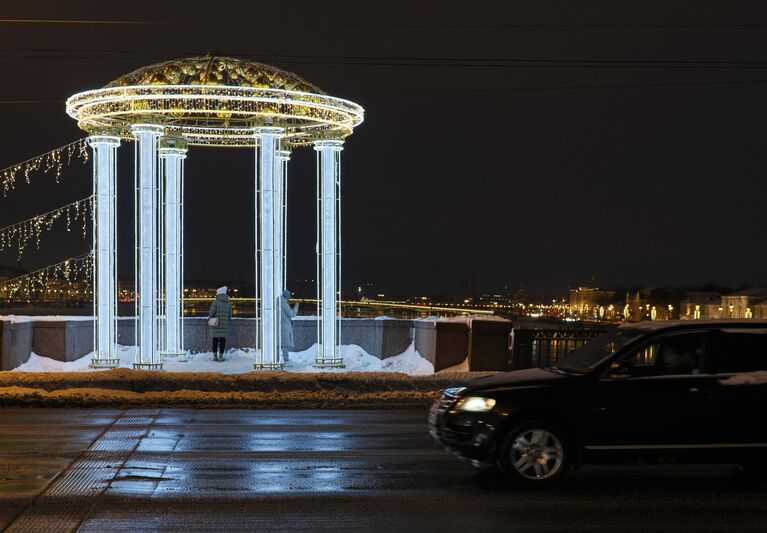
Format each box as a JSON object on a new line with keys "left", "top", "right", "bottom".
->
{"left": 454, "top": 367, "right": 572, "bottom": 393}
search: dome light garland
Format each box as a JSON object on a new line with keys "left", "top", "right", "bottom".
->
{"left": 66, "top": 56, "right": 364, "bottom": 147}
{"left": 0, "top": 252, "right": 93, "bottom": 298}
{"left": 0, "top": 138, "right": 89, "bottom": 196}
{"left": 0, "top": 196, "right": 93, "bottom": 260}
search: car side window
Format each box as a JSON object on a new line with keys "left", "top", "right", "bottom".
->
{"left": 717, "top": 332, "right": 767, "bottom": 373}
{"left": 612, "top": 333, "right": 708, "bottom": 378}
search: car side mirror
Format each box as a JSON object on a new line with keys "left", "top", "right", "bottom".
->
{"left": 608, "top": 361, "right": 631, "bottom": 379}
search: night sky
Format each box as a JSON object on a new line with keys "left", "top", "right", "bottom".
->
{"left": 1, "top": 1, "right": 767, "bottom": 298}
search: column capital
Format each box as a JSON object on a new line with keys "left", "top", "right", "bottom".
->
{"left": 87, "top": 135, "right": 121, "bottom": 147}
{"left": 159, "top": 136, "right": 189, "bottom": 158}
{"left": 131, "top": 123, "right": 164, "bottom": 136}
{"left": 158, "top": 147, "right": 188, "bottom": 159}
{"left": 313, "top": 139, "right": 344, "bottom": 151}
{"left": 276, "top": 149, "right": 291, "bottom": 161}
{"left": 253, "top": 126, "right": 285, "bottom": 137}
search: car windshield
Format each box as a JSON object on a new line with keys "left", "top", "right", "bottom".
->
{"left": 556, "top": 329, "right": 641, "bottom": 373}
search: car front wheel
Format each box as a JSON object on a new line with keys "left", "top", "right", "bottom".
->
{"left": 498, "top": 421, "right": 571, "bottom": 487}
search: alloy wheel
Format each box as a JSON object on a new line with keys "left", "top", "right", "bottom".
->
{"left": 509, "top": 428, "right": 564, "bottom": 480}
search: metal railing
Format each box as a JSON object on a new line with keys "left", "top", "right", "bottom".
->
{"left": 510, "top": 327, "right": 614, "bottom": 369}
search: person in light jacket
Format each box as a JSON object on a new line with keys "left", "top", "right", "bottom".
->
{"left": 208, "top": 286, "right": 232, "bottom": 362}
{"left": 279, "top": 289, "right": 299, "bottom": 363}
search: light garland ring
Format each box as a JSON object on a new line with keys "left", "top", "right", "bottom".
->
{"left": 65, "top": 56, "right": 364, "bottom": 147}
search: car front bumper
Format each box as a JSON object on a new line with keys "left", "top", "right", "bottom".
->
{"left": 428, "top": 398, "right": 502, "bottom": 465}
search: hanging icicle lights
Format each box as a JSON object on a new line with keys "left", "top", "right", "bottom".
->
{"left": 0, "top": 197, "right": 93, "bottom": 260}
{"left": 0, "top": 252, "right": 93, "bottom": 298}
{"left": 0, "top": 138, "right": 89, "bottom": 196}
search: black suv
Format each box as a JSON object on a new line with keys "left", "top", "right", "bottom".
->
{"left": 429, "top": 320, "right": 767, "bottom": 486}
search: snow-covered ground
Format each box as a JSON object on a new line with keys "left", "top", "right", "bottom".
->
{"left": 13, "top": 343, "right": 435, "bottom": 375}
{"left": 720, "top": 371, "right": 767, "bottom": 386}
{"left": 0, "top": 315, "right": 93, "bottom": 324}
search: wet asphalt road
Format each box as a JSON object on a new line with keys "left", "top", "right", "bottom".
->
{"left": 0, "top": 409, "right": 766, "bottom": 532}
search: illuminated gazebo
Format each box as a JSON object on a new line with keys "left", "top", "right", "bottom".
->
{"left": 66, "top": 55, "right": 364, "bottom": 370}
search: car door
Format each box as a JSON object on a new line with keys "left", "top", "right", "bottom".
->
{"left": 586, "top": 331, "right": 720, "bottom": 449}
{"left": 711, "top": 329, "right": 767, "bottom": 446}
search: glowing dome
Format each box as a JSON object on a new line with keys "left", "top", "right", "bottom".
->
{"left": 105, "top": 56, "right": 325, "bottom": 94}
{"left": 66, "top": 55, "right": 364, "bottom": 147}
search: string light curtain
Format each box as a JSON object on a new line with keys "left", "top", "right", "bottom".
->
{"left": 0, "top": 138, "right": 89, "bottom": 195}
{"left": 0, "top": 252, "right": 93, "bottom": 298}
{"left": 0, "top": 196, "right": 93, "bottom": 260}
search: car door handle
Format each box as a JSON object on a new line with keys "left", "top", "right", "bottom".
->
{"left": 689, "top": 387, "right": 712, "bottom": 395}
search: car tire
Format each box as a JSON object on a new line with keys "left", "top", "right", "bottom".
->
{"left": 497, "top": 420, "right": 571, "bottom": 488}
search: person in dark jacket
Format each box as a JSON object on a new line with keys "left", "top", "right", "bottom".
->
{"left": 208, "top": 286, "right": 232, "bottom": 362}
{"left": 279, "top": 289, "right": 299, "bottom": 363}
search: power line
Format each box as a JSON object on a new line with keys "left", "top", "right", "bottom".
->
{"left": 219, "top": 53, "right": 767, "bottom": 66}
{"left": 3, "top": 78, "right": 767, "bottom": 105}
{"left": 6, "top": 48, "right": 767, "bottom": 65}
{"left": 6, "top": 20, "right": 767, "bottom": 28}
{"left": 4, "top": 50, "right": 767, "bottom": 70}
{"left": 249, "top": 23, "right": 767, "bottom": 29}
{"left": 0, "top": 18, "right": 165, "bottom": 25}
{"left": 355, "top": 79, "right": 767, "bottom": 96}
{"left": 0, "top": 99, "right": 62, "bottom": 105}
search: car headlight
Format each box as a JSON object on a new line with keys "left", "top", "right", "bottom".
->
{"left": 456, "top": 396, "right": 496, "bottom": 412}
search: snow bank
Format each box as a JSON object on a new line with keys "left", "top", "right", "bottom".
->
{"left": 0, "top": 315, "right": 93, "bottom": 324}
{"left": 0, "top": 386, "right": 445, "bottom": 409}
{"left": 288, "top": 343, "right": 433, "bottom": 375}
{"left": 14, "top": 352, "right": 95, "bottom": 373}
{"left": 720, "top": 371, "right": 767, "bottom": 386}
{"left": 0, "top": 365, "right": 493, "bottom": 408}
{"left": 13, "top": 342, "right": 435, "bottom": 376}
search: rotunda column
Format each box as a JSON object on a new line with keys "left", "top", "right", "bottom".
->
{"left": 131, "top": 123, "right": 164, "bottom": 370}
{"left": 254, "top": 127, "right": 285, "bottom": 370}
{"left": 276, "top": 148, "right": 291, "bottom": 294}
{"left": 88, "top": 134, "right": 120, "bottom": 368}
{"left": 314, "top": 139, "right": 345, "bottom": 368}
{"left": 159, "top": 136, "right": 188, "bottom": 360}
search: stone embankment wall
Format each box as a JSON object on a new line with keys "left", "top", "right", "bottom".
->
{"left": 0, "top": 317, "right": 514, "bottom": 372}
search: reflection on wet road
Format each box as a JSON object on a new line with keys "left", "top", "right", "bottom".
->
{"left": 1, "top": 408, "right": 766, "bottom": 532}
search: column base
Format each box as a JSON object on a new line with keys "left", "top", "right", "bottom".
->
{"left": 160, "top": 351, "right": 185, "bottom": 358}
{"left": 253, "top": 362, "right": 285, "bottom": 371}
{"left": 133, "top": 362, "right": 164, "bottom": 371}
{"left": 90, "top": 357, "right": 120, "bottom": 369}
{"left": 313, "top": 358, "right": 346, "bottom": 369}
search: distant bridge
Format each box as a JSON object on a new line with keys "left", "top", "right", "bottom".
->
{"left": 183, "top": 297, "right": 495, "bottom": 316}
